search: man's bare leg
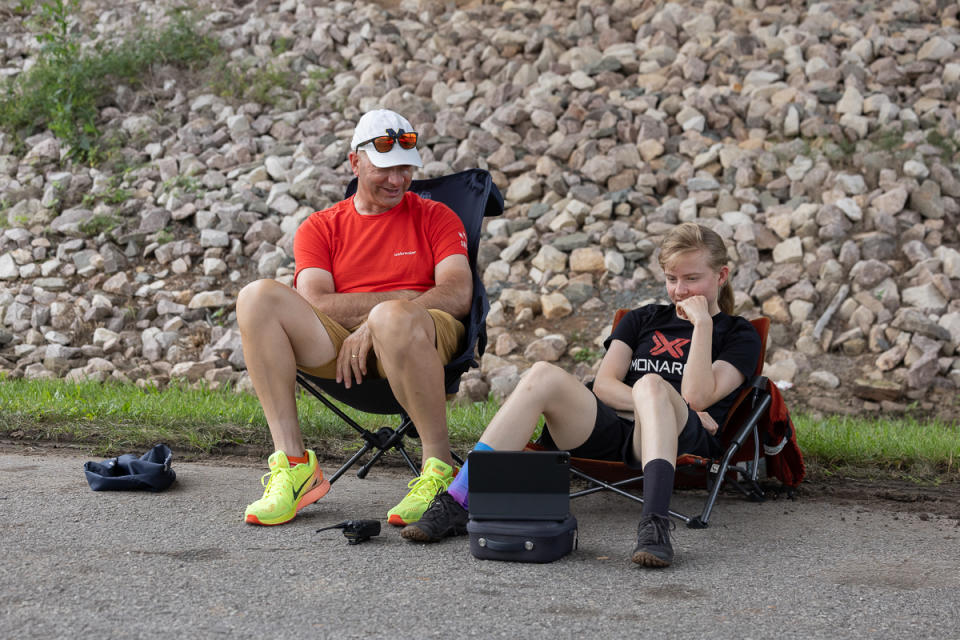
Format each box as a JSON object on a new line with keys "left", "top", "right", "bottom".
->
{"left": 237, "top": 279, "right": 337, "bottom": 456}
{"left": 365, "top": 300, "right": 452, "bottom": 465}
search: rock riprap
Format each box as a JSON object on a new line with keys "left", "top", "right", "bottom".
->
{"left": 0, "top": 0, "right": 958, "bottom": 417}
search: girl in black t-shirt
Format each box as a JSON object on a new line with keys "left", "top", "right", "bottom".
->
{"left": 401, "top": 223, "right": 761, "bottom": 568}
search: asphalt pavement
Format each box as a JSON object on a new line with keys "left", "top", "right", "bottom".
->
{"left": 1, "top": 447, "right": 958, "bottom": 639}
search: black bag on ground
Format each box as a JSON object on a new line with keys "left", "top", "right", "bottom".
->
{"left": 467, "top": 514, "right": 578, "bottom": 563}
{"left": 84, "top": 443, "right": 176, "bottom": 492}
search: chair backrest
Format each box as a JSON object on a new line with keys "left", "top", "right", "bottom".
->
{"left": 345, "top": 169, "right": 503, "bottom": 387}
{"left": 746, "top": 317, "right": 769, "bottom": 378}
{"left": 316, "top": 170, "right": 502, "bottom": 412}
{"left": 719, "top": 316, "right": 768, "bottom": 436}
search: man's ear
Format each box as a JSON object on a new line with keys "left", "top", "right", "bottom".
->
{"left": 348, "top": 151, "right": 360, "bottom": 176}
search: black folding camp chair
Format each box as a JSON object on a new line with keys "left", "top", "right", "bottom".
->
{"left": 296, "top": 169, "right": 503, "bottom": 485}
{"left": 529, "top": 313, "right": 804, "bottom": 528}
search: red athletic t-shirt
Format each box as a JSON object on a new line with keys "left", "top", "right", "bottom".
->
{"left": 293, "top": 191, "right": 467, "bottom": 292}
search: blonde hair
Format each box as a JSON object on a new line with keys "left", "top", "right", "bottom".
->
{"left": 658, "top": 223, "right": 735, "bottom": 315}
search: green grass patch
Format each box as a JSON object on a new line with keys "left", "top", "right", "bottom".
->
{"left": 160, "top": 174, "right": 201, "bottom": 195}
{"left": 873, "top": 128, "right": 905, "bottom": 152}
{"left": 794, "top": 413, "right": 960, "bottom": 479}
{"left": 0, "top": 378, "right": 493, "bottom": 457}
{"left": 82, "top": 174, "right": 133, "bottom": 208}
{"left": 926, "top": 129, "right": 959, "bottom": 163}
{"left": 572, "top": 347, "right": 602, "bottom": 364}
{"left": 1, "top": 379, "right": 958, "bottom": 482}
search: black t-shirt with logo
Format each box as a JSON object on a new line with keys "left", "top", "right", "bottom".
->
{"left": 603, "top": 304, "right": 761, "bottom": 426}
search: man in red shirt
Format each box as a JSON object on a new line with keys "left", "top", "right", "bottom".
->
{"left": 237, "top": 110, "right": 472, "bottom": 527}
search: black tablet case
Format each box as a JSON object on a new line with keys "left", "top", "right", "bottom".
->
{"left": 467, "top": 450, "right": 571, "bottom": 521}
{"left": 466, "top": 450, "right": 577, "bottom": 563}
{"left": 466, "top": 515, "right": 578, "bottom": 563}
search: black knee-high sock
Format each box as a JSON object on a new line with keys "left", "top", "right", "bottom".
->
{"left": 641, "top": 458, "right": 675, "bottom": 518}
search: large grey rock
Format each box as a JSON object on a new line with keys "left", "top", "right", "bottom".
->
{"left": 901, "top": 283, "right": 948, "bottom": 314}
{"left": 505, "top": 174, "right": 542, "bottom": 203}
{"left": 24, "top": 138, "right": 60, "bottom": 165}
{"left": 257, "top": 248, "right": 287, "bottom": 277}
{"left": 531, "top": 245, "right": 567, "bottom": 272}
{"left": 891, "top": 309, "right": 951, "bottom": 341}
{"left": 523, "top": 334, "right": 568, "bottom": 362}
{"left": 917, "top": 36, "right": 955, "bottom": 61}
{"left": 910, "top": 180, "right": 944, "bottom": 219}
{"left": 540, "top": 293, "right": 572, "bottom": 320}
{"left": 201, "top": 229, "right": 231, "bottom": 248}
{"left": 141, "top": 328, "right": 179, "bottom": 362}
{"left": 871, "top": 186, "right": 908, "bottom": 215}
{"left": 0, "top": 253, "right": 17, "bottom": 280}
{"left": 188, "top": 291, "right": 231, "bottom": 309}
{"left": 50, "top": 208, "right": 94, "bottom": 236}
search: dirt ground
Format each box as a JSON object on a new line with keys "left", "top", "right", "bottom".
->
{"left": 796, "top": 471, "right": 960, "bottom": 523}
{"left": 7, "top": 439, "right": 960, "bottom": 525}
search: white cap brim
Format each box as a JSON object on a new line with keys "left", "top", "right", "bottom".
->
{"left": 358, "top": 143, "right": 423, "bottom": 168}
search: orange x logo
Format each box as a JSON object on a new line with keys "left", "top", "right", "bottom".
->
{"left": 650, "top": 331, "right": 690, "bottom": 358}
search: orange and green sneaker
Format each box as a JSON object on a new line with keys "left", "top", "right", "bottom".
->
{"left": 387, "top": 457, "right": 457, "bottom": 526}
{"left": 244, "top": 450, "right": 330, "bottom": 526}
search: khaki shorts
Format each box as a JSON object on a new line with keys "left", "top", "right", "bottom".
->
{"left": 298, "top": 307, "right": 465, "bottom": 379}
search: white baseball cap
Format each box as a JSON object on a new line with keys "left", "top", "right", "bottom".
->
{"left": 350, "top": 109, "right": 423, "bottom": 168}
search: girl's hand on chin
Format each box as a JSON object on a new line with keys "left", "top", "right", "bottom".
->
{"left": 677, "top": 296, "right": 709, "bottom": 324}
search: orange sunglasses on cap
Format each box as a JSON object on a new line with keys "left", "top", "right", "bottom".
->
{"left": 354, "top": 130, "right": 418, "bottom": 153}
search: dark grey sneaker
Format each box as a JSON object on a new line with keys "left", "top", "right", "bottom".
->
{"left": 631, "top": 514, "right": 675, "bottom": 567}
{"left": 400, "top": 491, "right": 468, "bottom": 543}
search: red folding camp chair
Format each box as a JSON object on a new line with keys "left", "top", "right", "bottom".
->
{"left": 529, "top": 311, "right": 804, "bottom": 528}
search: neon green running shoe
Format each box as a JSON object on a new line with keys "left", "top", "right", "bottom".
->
{"left": 244, "top": 450, "right": 330, "bottom": 526}
{"left": 387, "top": 457, "right": 456, "bottom": 526}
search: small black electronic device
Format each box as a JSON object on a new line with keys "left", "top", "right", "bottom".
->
{"left": 316, "top": 519, "right": 381, "bottom": 544}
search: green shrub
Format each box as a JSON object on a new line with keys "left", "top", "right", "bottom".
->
{"left": 572, "top": 347, "right": 601, "bottom": 364}
{"left": 206, "top": 58, "right": 297, "bottom": 107}
{"left": 0, "top": 1, "right": 220, "bottom": 164}
{"left": 79, "top": 213, "right": 121, "bottom": 236}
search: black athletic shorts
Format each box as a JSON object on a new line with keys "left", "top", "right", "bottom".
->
{"left": 539, "top": 394, "right": 722, "bottom": 469}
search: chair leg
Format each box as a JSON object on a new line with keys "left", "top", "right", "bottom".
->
{"left": 328, "top": 438, "right": 380, "bottom": 485}
{"left": 569, "top": 468, "right": 691, "bottom": 524}
{"left": 570, "top": 468, "right": 644, "bottom": 503}
{"left": 296, "top": 374, "right": 467, "bottom": 483}
{"left": 691, "top": 444, "right": 756, "bottom": 528}
{"left": 690, "top": 393, "right": 773, "bottom": 527}
{"left": 355, "top": 422, "right": 420, "bottom": 479}
{"left": 297, "top": 374, "right": 420, "bottom": 482}
{"left": 329, "top": 419, "right": 421, "bottom": 483}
